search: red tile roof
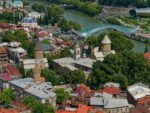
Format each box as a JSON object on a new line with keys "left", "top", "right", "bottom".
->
{"left": 10, "top": 100, "right": 30, "bottom": 112}
{"left": 6, "top": 65, "right": 21, "bottom": 77}
{"left": 131, "top": 104, "right": 150, "bottom": 113}
{"left": 103, "top": 86, "right": 120, "bottom": 95}
{"left": 144, "top": 52, "right": 150, "bottom": 59}
{"left": 0, "top": 48, "right": 7, "bottom": 54}
{"left": 0, "top": 73, "right": 11, "bottom": 81}
{"left": 0, "top": 107, "right": 19, "bottom": 113}
{"left": 56, "top": 104, "right": 93, "bottom": 113}
{"left": 76, "top": 84, "right": 91, "bottom": 95}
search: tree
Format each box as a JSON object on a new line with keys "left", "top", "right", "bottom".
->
{"left": 70, "top": 69, "right": 86, "bottom": 85}
{"left": 26, "top": 69, "right": 33, "bottom": 78}
{"left": 23, "top": 96, "right": 55, "bottom": 113}
{"left": 0, "top": 88, "right": 15, "bottom": 108}
{"left": 60, "top": 48, "right": 73, "bottom": 58}
{"left": 55, "top": 88, "right": 69, "bottom": 104}
{"left": 48, "top": 4, "right": 64, "bottom": 25}
{"left": 41, "top": 68, "right": 61, "bottom": 85}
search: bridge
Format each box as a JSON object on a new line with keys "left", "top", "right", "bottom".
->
{"left": 77, "top": 25, "right": 139, "bottom": 38}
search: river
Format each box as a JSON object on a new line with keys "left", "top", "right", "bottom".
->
{"left": 63, "top": 9, "right": 150, "bottom": 53}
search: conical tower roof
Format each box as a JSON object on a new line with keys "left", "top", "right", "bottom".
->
{"left": 101, "top": 35, "right": 111, "bottom": 44}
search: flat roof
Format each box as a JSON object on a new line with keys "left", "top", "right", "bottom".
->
{"left": 127, "top": 83, "right": 150, "bottom": 100}
{"left": 9, "top": 78, "right": 55, "bottom": 99}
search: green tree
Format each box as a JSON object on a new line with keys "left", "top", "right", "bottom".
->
{"left": 0, "top": 88, "right": 15, "bottom": 108}
{"left": 55, "top": 88, "right": 69, "bottom": 104}
{"left": 41, "top": 68, "right": 61, "bottom": 85}
{"left": 70, "top": 69, "right": 86, "bottom": 85}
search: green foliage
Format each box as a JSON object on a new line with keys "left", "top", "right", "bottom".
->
{"left": 41, "top": 68, "right": 61, "bottom": 85}
{"left": 60, "top": 0, "right": 102, "bottom": 16}
{"left": 85, "top": 31, "right": 134, "bottom": 53}
{"left": 25, "top": 69, "right": 33, "bottom": 78}
{"left": 2, "top": 30, "right": 35, "bottom": 58}
{"left": 0, "top": 88, "right": 15, "bottom": 108}
{"left": 32, "top": 3, "right": 45, "bottom": 13}
{"left": 98, "top": 0, "right": 150, "bottom": 8}
{"left": 22, "top": 96, "right": 55, "bottom": 113}
{"left": 89, "top": 51, "right": 150, "bottom": 89}
{"left": 70, "top": 69, "right": 86, "bottom": 85}
{"left": 40, "top": 40, "right": 51, "bottom": 45}
{"left": 48, "top": 4, "right": 64, "bottom": 25}
{"left": 58, "top": 19, "right": 81, "bottom": 32}
{"left": 55, "top": 88, "right": 69, "bottom": 104}
{"left": 107, "top": 17, "right": 121, "bottom": 25}
{"left": 60, "top": 48, "right": 73, "bottom": 58}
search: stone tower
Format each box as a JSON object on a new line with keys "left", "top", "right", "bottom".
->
{"left": 101, "top": 35, "right": 111, "bottom": 56}
{"left": 35, "top": 43, "right": 44, "bottom": 59}
{"left": 33, "top": 63, "right": 41, "bottom": 80}
{"left": 74, "top": 44, "right": 81, "bottom": 60}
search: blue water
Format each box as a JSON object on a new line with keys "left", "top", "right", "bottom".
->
{"left": 63, "top": 9, "right": 150, "bottom": 52}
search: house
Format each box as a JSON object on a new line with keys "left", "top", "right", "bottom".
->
{"left": 130, "top": 104, "right": 150, "bottom": 113}
{"left": 11, "top": 0, "right": 23, "bottom": 8}
{"left": 9, "top": 78, "right": 56, "bottom": 106}
{"left": 0, "top": 107, "right": 19, "bottom": 113}
{"left": 103, "top": 82, "right": 120, "bottom": 97}
{"left": 0, "top": 22, "right": 10, "bottom": 32}
{"left": 0, "top": 47, "right": 8, "bottom": 67}
{"left": 6, "top": 65, "right": 21, "bottom": 79}
{"left": 90, "top": 92, "right": 129, "bottom": 113}
{"left": 76, "top": 84, "right": 91, "bottom": 96}
{"left": 22, "top": 58, "right": 49, "bottom": 73}
{"left": 35, "top": 43, "right": 60, "bottom": 56}
{"left": 36, "top": 29, "right": 51, "bottom": 41}
{"left": 27, "top": 12, "right": 42, "bottom": 19}
{"left": 127, "top": 83, "right": 150, "bottom": 107}
{"left": 21, "top": 18, "right": 38, "bottom": 28}
{"left": 144, "top": 52, "right": 150, "bottom": 63}
{"left": 56, "top": 104, "right": 102, "bottom": 113}
{"left": 7, "top": 43, "right": 27, "bottom": 63}
{"left": 10, "top": 100, "right": 31, "bottom": 113}
{"left": 0, "top": 73, "right": 11, "bottom": 91}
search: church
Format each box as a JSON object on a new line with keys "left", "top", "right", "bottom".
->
{"left": 53, "top": 35, "right": 115, "bottom": 76}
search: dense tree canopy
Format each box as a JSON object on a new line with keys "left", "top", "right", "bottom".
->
{"left": 55, "top": 88, "right": 70, "bottom": 104}
{"left": 0, "top": 88, "right": 15, "bottom": 108}
{"left": 41, "top": 68, "right": 61, "bottom": 85}
{"left": 2, "top": 30, "right": 35, "bottom": 58}
{"left": 99, "top": 0, "right": 150, "bottom": 8}
{"left": 23, "top": 96, "right": 55, "bottom": 113}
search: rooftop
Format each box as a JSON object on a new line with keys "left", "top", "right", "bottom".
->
{"left": 101, "top": 35, "right": 111, "bottom": 44}
{"left": 127, "top": 83, "right": 150, "bottom": 100}
{"left": 6, "top": 65, "right": 21, "bottom": 77}
{"left": 9, "top": 78, "right": 55, "bottom": 99}
{"left": 0, "top": 47, "right": 7, "bottom": 54}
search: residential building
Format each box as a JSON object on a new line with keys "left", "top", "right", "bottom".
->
{"left": 103, "top": 82, "right": 120, "bottom": 97}
{"left": 7, "top": 43, "right": 27, "bottom": 62}
{"left": 35, "top": 43, "right": 60, "bottom": 56}
{"left": 9, "top": 78, "right": 56, "bottom": 106}
{"left": 0, "top": 107, "right": 19, "bottom": 113}
{"left": 10, "top": 100, "right": 31, "bottom": 113}
{"left": 76, "top": 84, "right": 91, "bottom": 96}
{"left": 0, "top": 47, "right": 8, "bottom": 67}
{"left": 90, "top": 92, "right": 129, "bottom": 113}
{"left": 127, "top": 83, "right": 150, "bottom": 107}
{"left": 56, "top": 104, "right": 103, "bottom": 113}
{"left": 144, "top": 52, "right": 150, "bottom": 63}
{"left": 21, "top": 18, "right": 38, "bottom": 28}
{"left": 130, "top": 104, "right": 150, "bottom": 113}
{"left": 6, "top": 65, "right": 21, "bottom": 79}
{"left": 27, "top": 12, "right": 42, "bottom": 19}
{"left": 11, "top": 0, "right": 23, "bottom": 8}
{"left": 22, "top": 43, "right": 49, "bottom": 73}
